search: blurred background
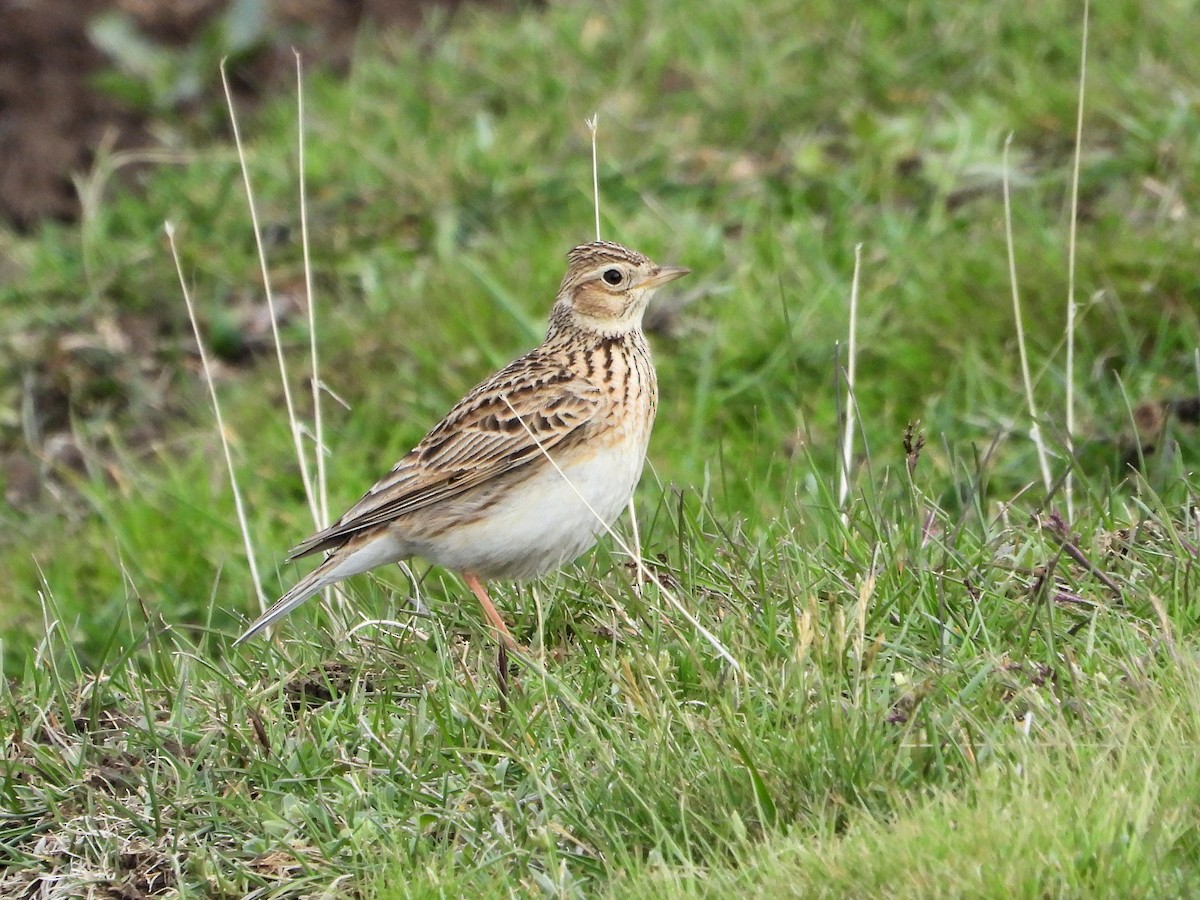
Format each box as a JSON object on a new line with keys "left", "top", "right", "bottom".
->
{"left": 0, "top": 0, "right": 503, "bottom": 228}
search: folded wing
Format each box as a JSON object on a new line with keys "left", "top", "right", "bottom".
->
{"left": 288, "top": 353, "right": 602, "bottom": 559}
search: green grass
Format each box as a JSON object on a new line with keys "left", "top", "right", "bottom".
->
{"left": 2, "top": 0, "right": 1200, "bottom": 895}
{"left": 618, "top": 662, "right": 1200, "bottom": 898}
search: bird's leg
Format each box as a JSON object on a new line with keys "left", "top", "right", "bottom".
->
{"left": 496, "top": 641, "right": 510, "bottom": 705}
{"left": 463, "top": 572, "right": 524, "bottom": 653}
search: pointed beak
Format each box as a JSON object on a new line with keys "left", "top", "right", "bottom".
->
{"left": 643, "top": 265, "right": 690, "bottom": 288}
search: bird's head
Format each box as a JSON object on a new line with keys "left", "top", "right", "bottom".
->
{"left": 550, "top": 240, "right": 689, "bottom": 336}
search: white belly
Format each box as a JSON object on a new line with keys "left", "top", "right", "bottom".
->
{"left": 419, "top": 442, "right": 646, "bottom": 580}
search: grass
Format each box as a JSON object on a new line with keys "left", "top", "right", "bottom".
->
{"left": 2, "top": 0, "right": 1200, "bottom": 895}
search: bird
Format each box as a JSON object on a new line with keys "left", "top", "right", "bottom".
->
{"left": 234, "top": 240, "right": 689, "bottom": 650}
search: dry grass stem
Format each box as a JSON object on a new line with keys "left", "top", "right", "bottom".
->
{"left": 165, "top": 222, "right": 268, "bottom": 613}
{"left": 586, "top": 113, "right": 601, "bottom": 241}
{"left": 838, "top": 242, "right": 864, "bottom": 517}
{"left": 1002, "top": 133, "right": 1053, "bottom": 493}
{"left": 295, "top": 52, "right": 329, "bottom": 531}
{"left": 220, "top": 60, "right": 320, "bottom": 528}
{"left": 1064, "top": 0, "right": 1091, "bottom": 519}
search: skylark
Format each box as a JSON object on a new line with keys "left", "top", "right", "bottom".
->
{"left": 235, "top": 240, "right": 688, "bottom": 649}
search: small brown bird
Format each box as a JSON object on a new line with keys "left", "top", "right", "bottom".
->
{"left": 235, "top": 241, "right": 688, "bottom": 649}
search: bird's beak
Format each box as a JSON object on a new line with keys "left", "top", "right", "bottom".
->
{"left": 643, "top": 265, "right": 690, "bottom": 287}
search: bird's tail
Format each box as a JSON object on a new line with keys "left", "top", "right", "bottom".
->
{"left": 233, "top": 555, "right": 342, "bottom": 646}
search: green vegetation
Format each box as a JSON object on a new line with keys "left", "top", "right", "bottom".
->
{"left": 2, "top": 0, "right": 1199, "bottom": 895}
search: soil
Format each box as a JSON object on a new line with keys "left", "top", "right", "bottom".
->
{"left": 0, "top": 0, "right": 489, "bottom": 229}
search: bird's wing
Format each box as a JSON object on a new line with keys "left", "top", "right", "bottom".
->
{"left": 287, "top": 353, "right": 602, "bottom": 559}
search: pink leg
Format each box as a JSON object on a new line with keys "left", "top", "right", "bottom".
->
{"left": 463, "top": 572, "right": 523, "bottom": 652}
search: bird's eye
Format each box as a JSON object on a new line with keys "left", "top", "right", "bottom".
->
{"left": 602, "top": 268, "right": 624, "bottom": 286}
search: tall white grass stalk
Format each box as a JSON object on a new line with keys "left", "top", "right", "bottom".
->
{"left": 294, "top": 54, "right": 341, "bottom": 624}
{"left": 586, "top": 113, "right": 645, "bottom": 581}
{"left": 220, "top": 61, "right": 320, "bottom": 527}
{"left": 586, "top": 114, "right": 601, "bottom": 241}
{"left": 295, "top": 52, "right": 329, "bottom": 530}
{"left": 838, "top": 243, "right": 864, "bottom": 518}
{"left": 499, "top": 396, "right": 745, "bottom": 675}
{"left": 166, "top": 223, "right": 268, "bottom": 614}
{"left": 1002, "top": 134, "right": 1053, "bottom": 492}
{"left": 1065, "top": 0, "right": 1090, "bottom": 519}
